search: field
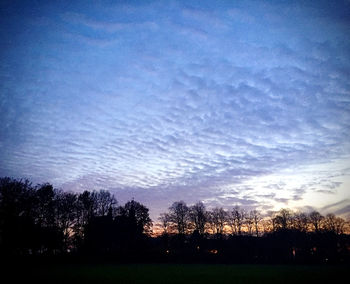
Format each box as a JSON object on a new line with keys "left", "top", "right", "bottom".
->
{"left": 7, "top": 263, "right": 348, "bottom": 284}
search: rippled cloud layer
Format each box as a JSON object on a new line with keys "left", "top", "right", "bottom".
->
{"left": 1, "top": 0, "right": 350, "bottom": 219}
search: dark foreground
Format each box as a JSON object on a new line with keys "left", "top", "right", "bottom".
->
{"left": 5, "top": 263, "right": 349, "bottom": 284}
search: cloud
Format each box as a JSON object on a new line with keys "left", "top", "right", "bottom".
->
{"left": 321, "top": 199, "right": 350, "bottom": 218}
{"left": 334, "top": 205, "right": 350, "bottom": 218}
{"left": 322, "top": 199, "right": 350, "bottom": 212}
{"left": 62, "top": 12, "right": 158, "bottom": 33}
{"left": 0, "top": 0, "right": 350, "bottom": 219}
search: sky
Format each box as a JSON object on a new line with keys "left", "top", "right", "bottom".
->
{"left": 1, "top": 0, "right": 350, "bottom": 220}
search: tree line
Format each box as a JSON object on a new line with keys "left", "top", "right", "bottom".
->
{"left": 0, "top": 177, "right": 151, "bottom": 256}
{"left": 156, "top": 201, "right": 349, "bottom": 264}
{"left": 157, "top": 201, "right": 349, "bottom": 236}
{"left": 1, "top": 177, "right": 349, "bottom": 263}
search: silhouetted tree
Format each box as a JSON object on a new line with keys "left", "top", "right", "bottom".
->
{"left": 2, "top": 176, "right": 350, "bottom": 264}
{"left": 55, "top": 191, "right": 78, "bottom": 251}
{"left": 245, "top": 211, "right": 254, "bottom": 235}
{"left": 209, "top": 207, "right": 227, "bottom": 235}
{"left": 230, "top": 206, "right": 245, "bottom": 235}
{"left": 120, "top": 199, "right": 152, "bottom": 235}
{"left": 251, "top": 209, "right": 262, "bottom": 237}
{"left": 323, "top": 213, "right": 346, "bottom": 235}
{"left": 309, "top": 211, "right": 324, "bottom": 232}
{"left": 78, "top": 191, "right": 97, "bottom": 222}
{"left": 260, "top": 217, "right": 274, "bottom": 234}
{"left": 168, "top": 201, "right": 189, "bottom": 235}
{"left": 158, "top": 213, "right": 171, "bottom": 235}
{"left": 84, "top": 213, "right": 114, "bottom": 254}
{"left": 0, "top": 177, "right": 37, "bottom": 254}
{"left": 292, "top": 212, "right": 308, "bottom": 232}
{"left": 35, "top": 183, "right": 56, "bottom": 228}
{"left": 72, "top": 190, "right": 98, "bottom": 246}
{"left": 96, "top": 190, "right": 117, "bottom": 216}
{"left": 189, "top": 202, "right": 207, "bottom": 235}
{"left": 272, "top": 208, "right": 293, "bottom": 231}
{"left": 35, "top": 183, "right": 65, "bottom": 254}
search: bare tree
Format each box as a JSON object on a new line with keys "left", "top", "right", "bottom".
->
{"left": 260, "top": 218, "right": 273, "bottom": 234}
{"left": 158, "top": 213, "right": 171, "bottom": 234}
{"left": 96, "top": 190, "right": 117, "bottom": 216}
{"left": 168, "top": 201, "right": 189, "bottom": 235}
{"left": 251, "top": 210, "right": 262, "bottom": 237}
{"left": 35, "top": 183, "right": 56, "bottom": 227}
{"left": 293, "top": 212, "right": 308, "bottom": 232}
{"left": 209, "top": 207, "right": 227, "bottom": 235}
{"left": 323, "top": 213, "right": 346, "bottom": 235}
{"left": 272, "top": 208, "right": 293, "bottom": 231}
{"left": 345, "top": 219, "right": 350, "bottom": 234}
{"left": 245, "top": 211, "right": 254, "bottom": 235}
{"left": 189, "top": 202, "right": 207, "bottom": 235}
{"left": 55, "top": 191, "right": 78, "bottom": 250}
{"left": 309, "top": 211, "right": 324, "bottom": 232}
{"left": 77, "top": 190, "right": 97, "bottom": 224}
{"left": 336, "top": 217, "right": 346, "bottom": 234}
{"left": 230, "top": 206, "right": 245, "bottom": 235}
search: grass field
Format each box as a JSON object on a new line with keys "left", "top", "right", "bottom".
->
{"left": 8, "top": 263, "right": 348, "bottom": 284}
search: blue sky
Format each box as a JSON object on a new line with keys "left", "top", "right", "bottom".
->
{"left": 1, "top": 0, "right": 350, "bottom": 220}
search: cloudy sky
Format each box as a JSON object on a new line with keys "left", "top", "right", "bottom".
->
{"left": 1, "top": 0, "right": 350, "bottom": 220}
